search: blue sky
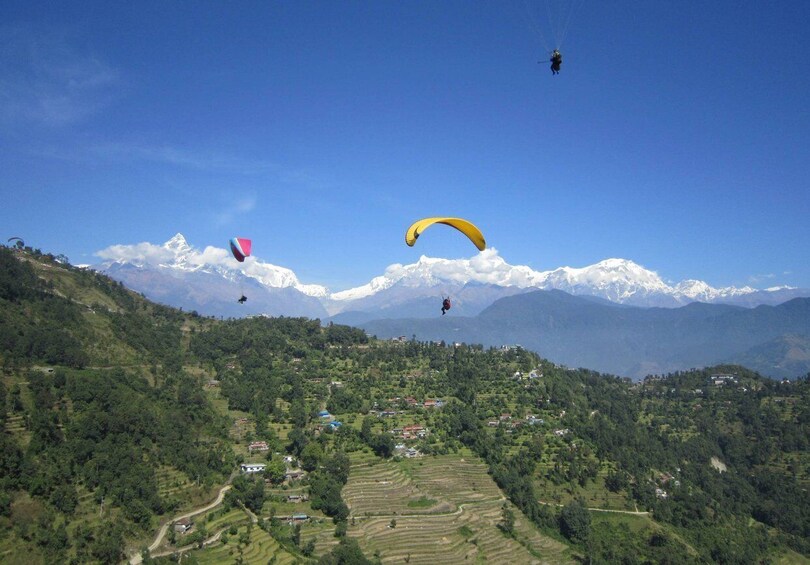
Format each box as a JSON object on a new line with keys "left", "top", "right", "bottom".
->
{"left": 1, "top": 1, "right": 808, "bottom": 291}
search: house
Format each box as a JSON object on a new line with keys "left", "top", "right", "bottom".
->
{"left": 659, "top": 472, "right": 674, "bottom": 484}
{"left": 487, "top": 421, "right": 499, "bottom": 427}
{"left": 377, "top": 410, "right": 397, "bottom": 417}
{"left": 248, "top": 441, "right": 269, "bottom": 453}
{"left": 404, "top": 448, "right": 420, "bottom": 458}
{"left": 318, "top": 410, "right": 331, "bottom": 419}
{"left": 285, "top": 470, "right": 306, "bottom": 482}
{"left": 174, "top": 518, "right": 194, "bottom": 534}
{"left": 553, "top": 428, "right": 570, "bottom": 437}
{"left": 499, "top": 413, "right": 511, "bottom": 421}
{"left": 287, "top": 494, "right": 308, "bottom": 503}
{"left": 328, "top": 421, "right": 342, "bottom": 429}
{"left": 710, "top": 373, "right": 738, "bottom": 386}
{"left": 402, "top": 425, "right": 426, "bottom": 438}
{"left": 529, "top": 370, "right": 543, "bottom": 379}
{"left": 240, "top": 463, "right": 267, "bottom": 474}
{"left": 655, "top": 488, "right": 668, "bottom": 499}
{"left": 290, "top": 514, "right": 309, "bottom": 523}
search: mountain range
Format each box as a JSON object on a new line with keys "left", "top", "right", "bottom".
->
{"left": 95, "top": 234, "right": 807, "bottom": 316}
{"left": 360, "top": 291, "right": 810, "bottom": 380}
{"left": 94, "top": 234, "right": 810, "bottom": 378}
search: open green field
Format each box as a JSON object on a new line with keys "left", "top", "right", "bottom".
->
{"left": 343, "top": 453, "right": 574, "bottom": 564}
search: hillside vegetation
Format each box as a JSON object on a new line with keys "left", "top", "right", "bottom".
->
{"left": 1, "top": 246, "right": 808, "bottom": 564}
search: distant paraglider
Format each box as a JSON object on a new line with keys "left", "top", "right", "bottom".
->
{"left": 405, "top": 217, "right": 486, "bottom": 252}
{"left": 230, "top": 237, "right": 252, "bottom": 262}
{"left": 521, "top": 0, "right": 582, "bottom": 75}
{"left": 230, "top": 237, "right": 252, "bottom": 303}
{"left": 7, "top": 237, "right": 24, "bottom": 250}
{"left": 441, "top": 296, "right": 451, "bottom": 315}
{"left": 550, "top": 49, "right": 562, "bottom": 74}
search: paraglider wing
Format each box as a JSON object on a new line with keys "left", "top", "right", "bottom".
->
{"left": 7, "top": 237, "right": 24, "bottom": 249}
{"left": 405, "top": 218, "right": 486, "bottom": 251}
{"left": 229, "top": 237, "right": 252, "bottom": 262}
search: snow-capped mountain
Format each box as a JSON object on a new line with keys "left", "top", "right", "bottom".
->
{"left": 94, "top": 234, "right": 807, "bottom": 319}
{"left": 98, "top": 233, "right": 328, "bottom": 297}
{"left": 95, "top": 234, "right": 328, "bottom": 318}
{"left": 326, "top": 252, "right": 802, "bottom": 313}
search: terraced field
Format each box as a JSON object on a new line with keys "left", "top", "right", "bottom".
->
{"left": 343, "top": 453, "right": 574, "bottom": 564}
{"left": 188, "top": 525, "right": 299, "bottom": 565}
{"left": 156, "top": 466, "right": 196, "bottom": 501}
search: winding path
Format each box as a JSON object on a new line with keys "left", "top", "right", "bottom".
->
{"left": 128, "top": 484, "right": 232, "bottom": 565}
{"left": 538, "top": 500, "right": 649, "bottom": 516}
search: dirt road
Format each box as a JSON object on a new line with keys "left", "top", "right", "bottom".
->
{"left": 128, "top": 484, "right": 232, "bottom": 565}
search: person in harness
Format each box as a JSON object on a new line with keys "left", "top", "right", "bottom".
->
{"left": 550, "top": 49, "right": 562, "bottom": 75}
{"left": 237, "top": 295, "right": 247, "bottom": 304}
{"left": 441, "top": 297, "right": 451, "bottom": 315}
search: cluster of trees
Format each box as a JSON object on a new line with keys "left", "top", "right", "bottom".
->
{"left": 3, "top": 249, "right": 809, "bottom": 563}
{"left": 0, "top": 248, "right": 88, "bottom": 368}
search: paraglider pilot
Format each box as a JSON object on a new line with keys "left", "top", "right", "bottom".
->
{"left": 441, "top": 297, "right": 451, "bottom": 315}
{"left": 550, "top": 49, "right": 562, "bottom": 75}
{"left": 238, "top": 295, "right": 247, "bottom": 304}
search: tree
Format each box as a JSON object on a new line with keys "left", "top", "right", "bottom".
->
{"left": 265, "top": 458, "right": 286, "bottom": 485}
{"left": 559, "top": 499, "right": 591, "bottom": 544}
{"left": 91, "top": 525, "right": 125, "bottom": 564}
{"left": 323, "top": 451, "right": 350, "bottom": 485}
{"left": 498, "top": 504, "right": 515, "bottom": 536}
{"left": 301, "top": 442, "right": 324, "bottom": 472}
{"left": 318, "top": 537, "right": 372, "bottom": 564}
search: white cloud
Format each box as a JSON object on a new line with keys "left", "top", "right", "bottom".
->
{"left": 748, "top": 273, "right": 776, "bottom": 284}
{"left": 95, "top": 242, "right": 173, "bottom": 265}
{"left": 95, "top": 235, "right": 329, "bottom": 297}
{"left": 214, "top": 194, "right": 257, "bottom": 226}
{"left": 90, "top": 142, "right": 277, "bottom": 175}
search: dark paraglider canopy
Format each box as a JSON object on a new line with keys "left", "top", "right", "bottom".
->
{"left": 238, "top": 295, "right": 247, "bottom": 304}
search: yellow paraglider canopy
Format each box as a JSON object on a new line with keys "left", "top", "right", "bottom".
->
{"left": 405, "top": 217, "right": 486, "bottom": 251}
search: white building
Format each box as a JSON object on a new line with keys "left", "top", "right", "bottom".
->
{"left": 240, "top": 463, "right": 267, "bottom": 474}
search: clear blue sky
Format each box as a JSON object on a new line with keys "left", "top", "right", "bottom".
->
{"left": 2, "top": 1, "right": 808, "bottom": 291}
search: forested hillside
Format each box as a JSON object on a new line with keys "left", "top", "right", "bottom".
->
{"left": 1, "top": 247, "right": 808, "bottom": 564}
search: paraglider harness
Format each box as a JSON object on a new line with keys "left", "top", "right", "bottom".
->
{"left": 550, "top": 50, "right": 562, "bottom": 74}
{"left": 441, "top": 297, "right": 451, "bottom": 315}
{"left": 238, "top": 295, "right": 247, "bottom": 304}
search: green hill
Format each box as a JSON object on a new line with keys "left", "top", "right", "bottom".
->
{"left": 1, "top": 246, "right": 808, "bottom": 564}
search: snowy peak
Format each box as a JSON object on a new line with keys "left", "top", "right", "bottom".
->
{"left": 96, "top": 234, "right": 328, "bottom": 297}
{"left": 164, "top": 233, "right": 192, "bottom": 255}
{"left": 537, "top": 258, "right": 671, "bottom": 302}
{"left": 94, "top": 235, "right": 803, "bottom": 314}
{"left": 329, "top": 252, "right": 797, "bottom": 309}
